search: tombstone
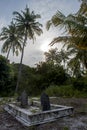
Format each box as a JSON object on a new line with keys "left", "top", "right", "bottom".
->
{"left": 20, "top": 90, "right": 28, "bottom": 108}
{"left": 40, "top": 92, "right": 50, "bottom": 111}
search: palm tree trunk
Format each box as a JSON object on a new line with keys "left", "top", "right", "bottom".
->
{"left": 7, "top": 45, "right": 12, "bottom": 59}
{"left": 15, "top": 33, "right": 27, "bottom": 93}
{"left": 84, "top": 59, "right": 87, "bottom": 70}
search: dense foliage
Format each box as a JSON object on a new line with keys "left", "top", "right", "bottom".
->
{"left": 11, "top": 61, "right": 69, "bottom": 96}
{"left": 0, "top": 55, "right": 15, "bottom": 96}
{"left": 0, "top": 54, "right": 87, "bottom": 97}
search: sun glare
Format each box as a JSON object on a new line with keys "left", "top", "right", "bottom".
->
{"left": 40, "top": 41, "right": 50, "bottom": 52}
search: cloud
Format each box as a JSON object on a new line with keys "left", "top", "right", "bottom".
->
{"left": 0, "top": 18, "right": 7, "bottom": 30}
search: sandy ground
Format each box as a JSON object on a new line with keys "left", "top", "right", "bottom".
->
{"left": 0, "top": 97, "right": 87, "bottom": 130}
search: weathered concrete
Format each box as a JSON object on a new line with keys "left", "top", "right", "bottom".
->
{"left": 4, "top": 101, "right": 73, "bottom": 127}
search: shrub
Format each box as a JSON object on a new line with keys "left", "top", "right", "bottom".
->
{"left": 73, "top": 76, "right": 87, "bottom": 91}
{"left": 45, "top": 85, "right": 74, "bottom": 97}
{"left": 45, "top": 85, "right": 87, "bottom": 98}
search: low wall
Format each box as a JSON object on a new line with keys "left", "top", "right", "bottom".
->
{"left": 4, "top": 101, "right": 73, "bottom": 126}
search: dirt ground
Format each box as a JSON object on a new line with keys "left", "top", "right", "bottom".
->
{"left": 0, "top": 97, "right": 87, "bottom": 130}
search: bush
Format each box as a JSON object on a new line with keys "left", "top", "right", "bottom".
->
{"left": 45, "top": 85, "right": 73, "bottom": 97}
{"left": 45, "top": 85, "right": 87, "bottom": 98}
{"left": 73, "top": 76, "right": 87, "bottom": 91}
{"left": 0, "top": 55, "right": 14, "bottom": 96}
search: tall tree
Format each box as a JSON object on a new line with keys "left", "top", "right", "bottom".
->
{"left": 13, "top": 6, "right": 43, "bottom": 92}
{"left": 0, "top": 21, "right": 22, "bottom": 59}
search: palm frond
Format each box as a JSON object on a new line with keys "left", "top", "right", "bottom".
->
{"left": 46, "top": 20, "right": 52, "bottom": 30}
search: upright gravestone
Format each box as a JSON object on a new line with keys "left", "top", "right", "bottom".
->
{"left": 40, "top": 92, "right": 50, "bottom": 111}
{"left": 20, "top": 90, "right": 28, "bottom": 108}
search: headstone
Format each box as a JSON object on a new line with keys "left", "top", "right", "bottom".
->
{"left": 20, "top": 90, "right": 28, "bottom": 108}
{"left": 40, "top": 92, "right": 50, "bottom": 111}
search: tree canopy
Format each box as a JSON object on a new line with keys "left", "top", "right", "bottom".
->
{"left": 0, "top": 21, "right": 22, "bottom": 59}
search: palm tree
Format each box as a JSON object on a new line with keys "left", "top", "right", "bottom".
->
{"left": 67, "top": 45, "right": 87, "bottom": 76}
{"left": 0, "top": 21, "right": 22, "bottom": 59}
{"left": 78, "top": 0, "right": 87, "bottom": 16}
{"left": 44, "top": 48, "right": 61, "bottom": 64}
{"left": 46, "top": 1, "right": 87, "bottom": 49}
{"left": 46, "top": 1, "right": 87, "bottom": 76}
{"left": 44, "top": 48, "right": 69, "bottom": 68}
{"left": 13, "top": 6, "right": 43, "bottom": 92}
{"left": 58, "top": 49, "right": 69, "bottom": 68}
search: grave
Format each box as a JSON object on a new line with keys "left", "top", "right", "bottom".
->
{"left": 4, "top": 96, "right": 73, "bottom": 127}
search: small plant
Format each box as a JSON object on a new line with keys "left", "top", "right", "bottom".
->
{"left": 63, "top": 126, "right": 69, "bottom": 130}
{"left": 30, "top": 109, "right": 37, "bottom": 113}
{"left": 29, "top": 125, "right": 37, "bottom": 130}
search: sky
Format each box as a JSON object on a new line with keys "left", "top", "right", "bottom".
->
{"left": 0, "top": 0, "right": 81, "bottom": 67}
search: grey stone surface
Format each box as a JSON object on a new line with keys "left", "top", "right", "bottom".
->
{"left": 20, "top": 90, "right": 28, "bottom": 108}
{"left": 40, "top": 93, "right": 50, "bottom": 111}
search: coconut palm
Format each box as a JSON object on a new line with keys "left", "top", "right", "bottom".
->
{"left": 44, "top": 48, "right": 69, "bottom": 68}
{"left": 67, "top": 45, "right": 87, "bottom": 76}
{"left": 44, "top": 48, "right": 61, "bottom": 64}
{"left": 13, "top": 6, "right": 43, "bottom": 92}
{"left": 78, "top": 0, "right": 87, "bottom": 16}
{"left": 58, "top": 49, "right": 69, "bottom": 68}
{"left": 46, "top": 1, "right": 87, "bottom": 49}
{"left": 46, "top": 1, "right": 87, "bottom": 76}
{"left": 0, "top": 21, "right": 22, "bottom": 59}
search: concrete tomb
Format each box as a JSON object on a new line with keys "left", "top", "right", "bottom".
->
{"left": 4, "top": 97, "right": 73, "bottom": 127}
